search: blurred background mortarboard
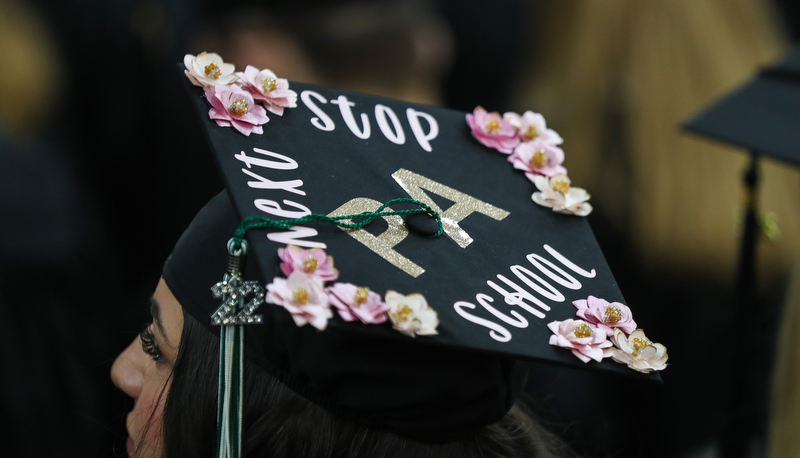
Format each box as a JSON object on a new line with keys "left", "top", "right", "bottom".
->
{"left": 686, "top": 44, "right": 800, "bottom": 168}
{"left": 684, "top": 43, "right": 800, "bottom": 458}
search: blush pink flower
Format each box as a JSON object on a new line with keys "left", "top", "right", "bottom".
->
{"left": 503, "top": 111, "right": 563, "bottom": 145}
{"left": 609, "top": 328, "right": 668, "bottom": 373}
{"left": 206, "top": 84, "right": 269, "bottom": 136}
{"left": 466, "top": 106, "right": 520, "bottom": 154}
{"left": 547, "top": 319, "right": 612, "bottom": 363}
{"left": 326, "top": 283, "right": 389, "bottom": 324}
{"left": 266, "top": 271, "right": 332, "bottom": 331}
{"left": 278, "top": 245, "right": 339, "bottom": 282}
{"left": 531, "top": 174, "right": 593, "bottom": 216}
{"left": 236, "top": 65, "right": 298, "bottom": 116}
{"left": 573, "top": 295, "right": 637, "bottom": 336}
{"left": 509, "top": 141, "right": 567, "bottom": 178}
{"left": 184, "top": 52, "right": 237, "bottom": 88}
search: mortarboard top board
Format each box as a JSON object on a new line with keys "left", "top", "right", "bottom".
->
{"left": 174, "top": 64, "right": 663, "bottom": 380}
{"left": 684, "top": 44, "right": 800, "bottom": 167}
{"left": 167, "top": 56, "right": 665, "bottom": 446}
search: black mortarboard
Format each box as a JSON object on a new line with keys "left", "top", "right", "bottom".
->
{"left": 164, "top": 54, "right": 664, "bottom": 449}
{"left": 684, "top": 45, "right": 800, "bottom": 167}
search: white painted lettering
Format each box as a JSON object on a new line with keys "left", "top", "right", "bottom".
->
{"left": 301, "top": 90, "right": 335, "bottom": 131}
{"left": 493, "top": 274, "right": 553, "bottom": 313}
{"left": 544, "top": 244, "right": 597, "bottom": 278}
{"left": 241, "top": 168, "right": 306, "bottom": 196}
{"left": 452, "top": 245, "right": 601, "bottom": 344}
{"left": 375, "top": 104, "right": 406, "bottom": 145}
{"left": 331, "top": 95, "right": 370, "bottom": 139}
{"left": 454, "top": 301, "right": 513, "bottom": 343}
{"left": 267, "top": 226, "right": 326, "bottom": 248}
{"left": 486, "top": 277, "right": 548, "bottom": 319}
{"left": 234, "top": 148, "right": 299, "bottom": 170}
{"left": 406, "top": 108, "right": 439, "bottom": 152}
{"left": 254, "top": 199, "right": 311, "bottom": 219}
{"left": 233, "top": 144, "right": 322, "bottom": 249}
{"left": 510, "top": 265, "right": 565, "bottom": 302}
{"left": 526, "top": 253, "right": 582, "bottom": 290}
{"left": 476, "top": 293, "right": 529, "bottom": 328}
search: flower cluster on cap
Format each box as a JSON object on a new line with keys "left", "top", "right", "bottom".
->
{"left": 466, "top": 107, "right": 592, "bottom": 216}
{"left": 184, "top": 52, "right": 298, "bottom": 136}
{"left": 547, "top": 295, "right": 667, "bottom": 373}
{"left": 266, "top": 245, "right": 439, "bottom": 337}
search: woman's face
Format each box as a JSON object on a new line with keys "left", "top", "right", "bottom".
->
{"left": 111, "top": 278, "right": 184, "bottom": 457}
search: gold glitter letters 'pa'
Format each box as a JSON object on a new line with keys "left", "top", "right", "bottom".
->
{"left": 327, "top": 197, "right": 425, "bottom": 278}
{"left": 392, "top": 169, "right": 510, "bottom": 248}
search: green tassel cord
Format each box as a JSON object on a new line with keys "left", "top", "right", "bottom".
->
{"left": 228, "top": 197, "right": 443, "bottom": 251}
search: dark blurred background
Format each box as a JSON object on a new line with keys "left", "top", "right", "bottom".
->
{"left": 2, "top": 0, "right": 799, "bottom": 456}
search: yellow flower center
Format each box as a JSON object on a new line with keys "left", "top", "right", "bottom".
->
{"left": 354, "top": 287, "right": 370, "bottom": 305}
{"left": 293, "top": 287, "right": 309, "bottom": 305}
{"left": 486, "top": 119, "right": 501, "bottom": 134}
{"left": 523, "top": 125, "right": 539, "bottom": 141}
{"left": 302, "top": 256, "right": 318, "bottom": 273}
{"left": 261, "top": 76, "right": 278, "bottom": 93}
{"left": 229, "top": 99, "right": 249, "bottom": 116}
{"left": 604, "top": 305, "right": 622, "bottom": 324}
{"left": 552, "top": 175, "right": 570, "bottom": 194}
{"left": 531, "top": 150, "right": 549, "bottom": 168}
{"left": 573, "top": 323, "right": 593, "bottom": 338}
{"left": 204, "top": 62, "right": 222, "bottom": 79}
{"left": 631, "top": 337, "right": 648, "bottom": 356}
{"left": 394, "top": 304, "right": 413, "bottom": 322}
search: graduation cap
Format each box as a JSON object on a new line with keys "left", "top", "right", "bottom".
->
{"left": 167, "top": 53, "right": 665, "bottom": 454}
{"left": 683, "top": 45, "right": 800, "bottom": 291}
{"left": 684, "top": 44, "right": 800, "bottom": 168}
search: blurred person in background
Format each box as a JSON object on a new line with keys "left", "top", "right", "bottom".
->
{"left": 189, "top": 1, "right": 454, "bottom": 106}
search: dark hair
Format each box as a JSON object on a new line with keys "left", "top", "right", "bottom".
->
{"left": 161, "top": 311, "right": 574, "bottom": 458}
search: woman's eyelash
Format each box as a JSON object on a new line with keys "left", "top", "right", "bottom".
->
{"left": 140, "top": 324, "right": 164, "bottom": 362}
